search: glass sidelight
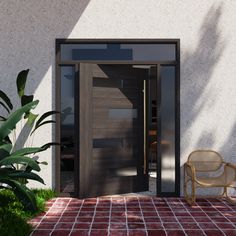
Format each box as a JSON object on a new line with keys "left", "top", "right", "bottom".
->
{"left": 160, "top": 66, "right": 176, "bottom": 193}
{"left": 148, "top": 65, "right": 177, "bottom": 195}
{"left": 60, "top": 66, "right": 75, "bottom": 194}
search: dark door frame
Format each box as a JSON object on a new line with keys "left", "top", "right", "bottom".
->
{"left": 55, "top": 39, "right": 180, "bottom": 197}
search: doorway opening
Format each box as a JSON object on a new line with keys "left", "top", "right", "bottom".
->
{"left": 56, "top": 40, "right": 180, "bottom": 198}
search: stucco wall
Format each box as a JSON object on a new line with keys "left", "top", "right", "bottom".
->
{"left": 0, "top": 0, "right": 236, "bottom": 194}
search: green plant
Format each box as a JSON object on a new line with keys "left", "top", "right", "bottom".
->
{"left": 0, "top": 209, "right": 32, "bottom": 236}
{"left": 0, "top": 188, "right": 56, "bottom": 236}
{"left": 0, "top": 69, "right": 59, "bottom": 211}
{"left": 0, "top": 189, "right": 32, "bottom": 236}
{"left": 32, "top": 188, "right": 57, "bottom": 213}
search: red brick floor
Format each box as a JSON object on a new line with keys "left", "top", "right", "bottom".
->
{"left": 29, "top": 197, "right": 236, "bottom": 236}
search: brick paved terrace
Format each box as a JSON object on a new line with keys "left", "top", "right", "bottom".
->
{"left": 29, "top": 197, "right": 236, "bottom": 236}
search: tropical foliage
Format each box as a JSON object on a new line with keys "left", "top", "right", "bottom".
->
{"left": 0, "top": 69, "right": 59, "bottom": 211}
{"left": 0, "top": 188, "right": 56, "bottom": 236}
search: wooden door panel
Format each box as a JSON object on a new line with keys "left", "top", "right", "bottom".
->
{"left": 79, "top": 64, "right": 148, "bottom": 198}
{"left": 93, "top": 97, "right": 138, "bottom": 108}
{"left": 93, "top": 129, "right": 138, "bottom": 138}
{"left": 91, "top": 64, "right": 138, "bottom": 80}
{"left": 93, "top": 149, "right": 138, "bottom": 159}
{"left": 93, "top": 109, "right": 138, "bottom": 120}
{"left": 92, "top": 120, "right": 138, "bottom": 129}
{"left": 93, "top": 88, "right": 139, "bottom": 99}
{"left": 93, "top": 77, "right": 139, "bottom": 85}
{"left": 93, "top": 138, "right": 139, "bottom": 150}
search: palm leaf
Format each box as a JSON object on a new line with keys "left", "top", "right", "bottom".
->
{"left": 0, "top": 100, "right": 39, "bottom": 143}
{"left": 31, "top": 120, "right": 56, "bottom": 135}
{"left": 0, "top": 116, "right": 6, "bottom": 121}
{"left": 35, "top": 111, "right": 59, "bottom": 128}
{"left": 0, "top": 101, "right": 10, "bottom": 113}
{"left": 21, "top": 95, "right": 34, "bottom": 106}
{"left": 11, "top": 147, "right": 44, "bottom": 156}
{"left": 30, "top": 110, "right": 59, "bottom": 135}
{"left": 41, "top": 142, "right": 61, "bottom": 149}
{"left": 0, "top": 143, "right": 12, "bottom": 160}
{"left": 0, "top": 178, "right": 37, "bottom": 211}
{"left": 0, "top": 90, "right": 13, "bottom": 110}
{"left": 7, "top": 171, "right": 45, "bottom": 184}
{"left": 35, "top": 111, "right": 59, "bottom": 127}
{"left": 2, "top": 136, "right": 12, "bottom": 144}
{"left": 16, "top": 69, "right": 29, "bottom": 98}
{"left": 0, "top": 155, "right": 40, "bottom": 171}
{"left": 37, "top": 161, "right": 48, "bottom": 165}
{"left": 25, "top": 112, "right": 38, "bottom": 126}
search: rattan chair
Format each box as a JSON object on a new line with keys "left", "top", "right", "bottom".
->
{"left": 184, "top": 150, "right": 236, "bottom": 205}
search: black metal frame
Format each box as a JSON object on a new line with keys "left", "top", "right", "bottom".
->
{"left": 55, "top": 39, "right": 180, "bottom": 197}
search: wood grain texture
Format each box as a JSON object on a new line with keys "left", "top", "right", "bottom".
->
{"left": 79, "top": 64, "right": 148, "bottom": 197}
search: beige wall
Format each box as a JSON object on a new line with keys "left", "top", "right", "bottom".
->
{"left": 0, "top": 0, "right": 236, "bottom": 194}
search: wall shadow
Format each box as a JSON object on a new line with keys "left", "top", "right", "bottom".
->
{"left": 180, "top": 3, "right": 236, "bottom": 195}
{"left": 0, "top": 0, "right": 90, "bottom": 189}
{"left": 0, "top": 0, "right": 90, "bottom": 104}
{"left": 181, "top": 3, "right": 226, "bottom": 148}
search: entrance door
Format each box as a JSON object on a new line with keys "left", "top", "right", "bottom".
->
{"left": 78, "top": 64, "right": 148, "bottom": 198}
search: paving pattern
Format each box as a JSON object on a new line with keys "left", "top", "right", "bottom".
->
{"left": 29, "top": 197, "right": 236, "bottom": 236}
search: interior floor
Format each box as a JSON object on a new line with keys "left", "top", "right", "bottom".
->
{"left": 60, "top": 172, "right": 157, "bottom": 197}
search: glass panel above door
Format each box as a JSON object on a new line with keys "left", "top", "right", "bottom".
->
{"left": 61, "top": 43, "right": 176, "bottom": 61}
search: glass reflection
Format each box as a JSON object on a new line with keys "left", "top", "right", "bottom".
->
{"left": 160, "top": 66, "right": 175, "bottom": 192}
{"left": 148, "top": 66, "right": 158, "bottom": 194}
{"left": 61, "top": 44, "right": 176, "bottom": 61}
{"left": 109, "top": 108, "right": 138, "bottom": 119}
{"left": 60, "top": 66, "right": 75, "bottom": 194}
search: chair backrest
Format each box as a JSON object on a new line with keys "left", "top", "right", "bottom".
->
{"left": 187, "top": 150, "right": 224, "bottom": 172}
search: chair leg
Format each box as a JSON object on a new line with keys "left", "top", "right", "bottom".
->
{"left": 225, "top": 187, "right": 236, "bottom": 205}
{"left": 184, "top": 186, "right": 195, "bottom": 205}
{"left": 184, "top": 171, "right": 196, "bottom": 205}
{"left": 223, "top": 186, "right": 227, "bottom": 196}
{"left": 188, "top": 180, "right": 196, "bottom": 205}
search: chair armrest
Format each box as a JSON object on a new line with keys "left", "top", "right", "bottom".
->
{"left": 225, "top": 163, "right": 236, "bottom": 169}
{"left": 184, "top": 162, "right": 196, "bottom": 179}
{"left": 224, "top": 163, "right": 236, "bottom": 182}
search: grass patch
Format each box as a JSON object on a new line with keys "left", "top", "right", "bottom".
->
{"left": 31, "top": 188, "right": 57, "bottom": 217}
{"left": 0, "top": 188, "right": 56, "bottom": 236}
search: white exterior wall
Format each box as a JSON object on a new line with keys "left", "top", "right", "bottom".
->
{"left": 0, "top": 0, "right": 236, "bottom": 194}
